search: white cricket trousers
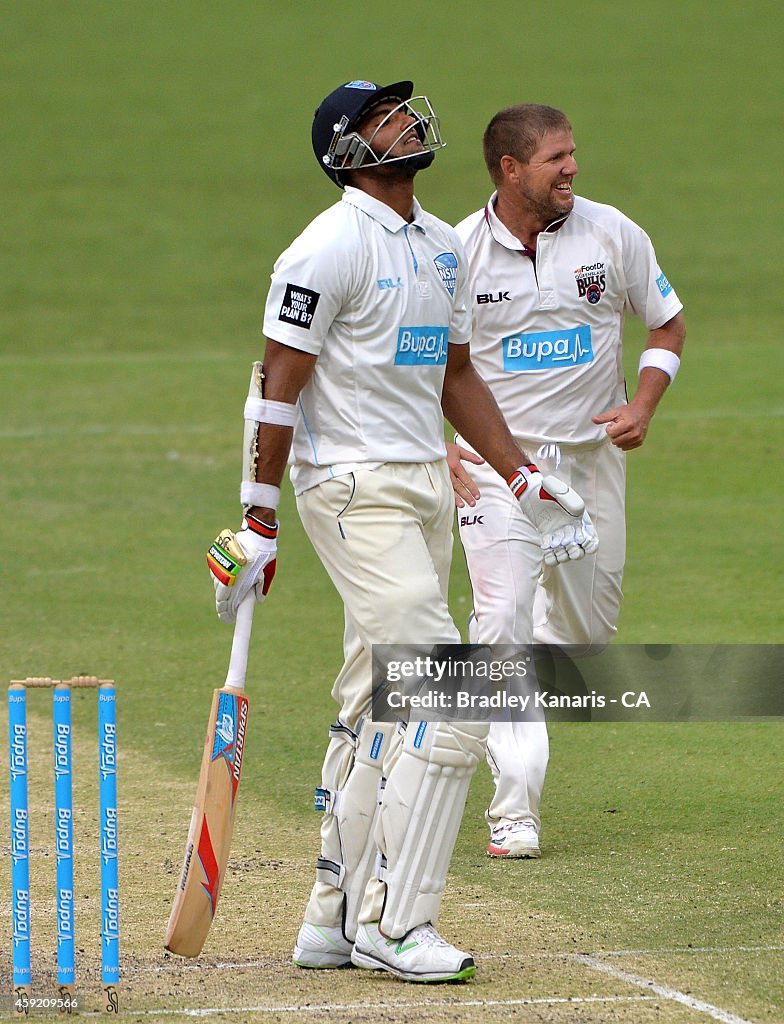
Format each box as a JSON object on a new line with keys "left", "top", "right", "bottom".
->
{"left": 296, "top": 460, "right": 468, "bottom": 931}
{"left": 457, "top": 438, "right": 626, "bottom": 828}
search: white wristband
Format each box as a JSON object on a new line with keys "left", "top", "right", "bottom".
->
{"left": 241, "top": 481, "right": 281, "bottom": 509}
{"left": 639, "top": 348, "right": 680, "bottom": 382}
{"left": 243, "top": 397, "right": 297, "bottom": 426}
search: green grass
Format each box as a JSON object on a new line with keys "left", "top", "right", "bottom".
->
{"left": 458, "top": 723, "right": 784, "bottom": 947}
{"left": 1, "top": 1, "right": 782, "bottom": 1020}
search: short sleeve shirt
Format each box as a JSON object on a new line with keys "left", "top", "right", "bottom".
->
{"left": 263, "top": 187, "right": 472, "bottom": 493}
{"left": 455, "top": 194, "right": 683, "bottom": 446}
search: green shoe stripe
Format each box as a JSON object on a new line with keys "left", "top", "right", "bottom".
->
{"left": 387, "top": 939, "right": 419, "bottom": 954}
{"left": 413, "top": 964, "right": 477, "bottom": 983}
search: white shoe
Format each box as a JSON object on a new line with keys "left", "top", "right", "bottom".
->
{"left": 351, "top": 922, "right": 475, "bottom": 982}
{"left": 487, "top": 820, "right": 541, "bottom": 858}
{"left": 292, "top": 922, "right": 353, "bottom": 968}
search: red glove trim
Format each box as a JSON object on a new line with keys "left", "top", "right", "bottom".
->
{"left": 207, "top": 552, "right": 237, "bottom": 587}
{"left": 506, "top": 464, "right": 539, "bottom": 499}
{"left": 245, "top": 514, "right": 279, "bottom": 539}
{"left": 261, "top": 560, "right": 277, "bottom": 596}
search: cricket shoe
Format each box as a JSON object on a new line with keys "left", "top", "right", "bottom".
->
{"left": 487, "top": 820, "right": 541, "bottom": 858}
{"left": 292, "top": 922, "right": 353, "bottom": 968}
{"left": 351, "top": 922, "right": 475, "bottom": 982}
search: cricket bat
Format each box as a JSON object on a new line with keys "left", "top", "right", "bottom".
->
{"left": 165, "top": 596, "right": 255, "bottom": 957}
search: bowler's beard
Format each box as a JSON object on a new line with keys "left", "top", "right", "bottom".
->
{"left": 520, "top": 181, "right": 573, "bottom": 225}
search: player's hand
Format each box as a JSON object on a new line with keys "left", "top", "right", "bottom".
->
{"left": 592, "top": 400, "right": 652, "bottom": 451}
{"left": 508, "top": 464, "right": 598, "bottom": 565}
{"left": 207, "top": 517, "right": 278, "bottom": 624}
{"left": 446, "top": 442, "right": 483, "bottom": 508}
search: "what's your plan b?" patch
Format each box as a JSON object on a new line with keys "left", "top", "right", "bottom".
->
{"left": 279, "top": 283, "right": 320, "bottom": 329}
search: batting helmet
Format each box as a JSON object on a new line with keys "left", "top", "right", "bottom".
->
{"left": 311, "top": 79, "right": 444, "bottom": 187}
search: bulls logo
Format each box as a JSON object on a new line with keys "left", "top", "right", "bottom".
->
{"left": 574, "top": 262, "right": 606, "bottom": 303}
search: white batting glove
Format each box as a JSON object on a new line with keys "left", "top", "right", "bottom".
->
{"left": 507, "top": 464, "right": 599, "bottom": 566}
{"left": 206, "top": 515, "right": 278, "bottom": 624}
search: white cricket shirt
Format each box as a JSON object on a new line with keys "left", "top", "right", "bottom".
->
{"left": 263, "top": 187, "right": 471, "bottom": 493}
{"left": 455, "top": 194, "right": 683, "bottom": 446}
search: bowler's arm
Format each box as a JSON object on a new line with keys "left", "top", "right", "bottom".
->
{"left": 592, "top": 311, "right": 686, "bottom": 451}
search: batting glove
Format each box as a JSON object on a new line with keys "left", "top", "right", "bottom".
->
{"left": 207, "top": 515, "right": 278, "bottom": 624}
{"left": 507, "top": 464, "right": 599, "bottom": 566}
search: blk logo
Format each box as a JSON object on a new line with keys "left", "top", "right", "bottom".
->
{"left": 460, "top": 515, "right": 484, "bottom": 527}
{"left": 477, "top": 291, "right": 511, "bottom": 304}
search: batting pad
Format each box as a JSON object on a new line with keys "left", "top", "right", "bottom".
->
{"left": 312, "top": 719, "right": 397, "bottom": 941}
{"left": 376, "top": 719, "right": 488, "bottom": 938}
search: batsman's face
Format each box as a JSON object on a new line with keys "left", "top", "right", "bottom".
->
{"left": 358, "top": 100, "right": 425, "bottom": 159}
{"left": 514, "top": 129, "right": 578, "bottom": 223}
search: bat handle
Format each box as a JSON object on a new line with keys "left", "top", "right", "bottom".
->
{"left": 224, "top": 596, "right": 255, "bottom": 690}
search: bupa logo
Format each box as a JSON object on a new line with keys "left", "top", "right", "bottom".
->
{"left": 656, "top": 272, "right": 673, "bottom": 297}
{"left": 434, "top": 252, "right": 458, "bottom": 296}
{"left": 54, "top": 723, "right": 70, "bottom": 780}
{"left": 9, "top": 723, "right": 26, "bottom": 780}
{"left": 101, "top": 806, "right": 118, "bottom": 863}
{"left": 99, "top": 719, "right": 116, "bottom": 780}
{"left": 102, "top": 887, "right": 120, "bottom": 940}
{"left": 503, "top": 326, "right": 594, "bottom": 372}
{"left": 11, "top": 807, "right": 28, "bottom": 862}
{"left": 395, "top": 326, "right": 449, "bottom": 365}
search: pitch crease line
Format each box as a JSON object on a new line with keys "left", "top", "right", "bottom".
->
{"left": 599, "top": 944, "right": 784, "bottom": 957}
{"left": 483, "top": 944, "right": 784, "bottom": 961}
{"left": 144, "top": 942, "right": 784, "bottom": 973}
{"left": 133, "top": 994, "right": 655, "bottom": 1017}
{"left": 573, "top": 953, "right": 753, "bottom": 1024}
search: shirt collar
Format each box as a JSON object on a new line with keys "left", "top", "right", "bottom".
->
{"left": 342, "top": 185, "right": 427, "bottom": 234}
{"left": 484, "top": 191, "right": 569, "bottom": 250}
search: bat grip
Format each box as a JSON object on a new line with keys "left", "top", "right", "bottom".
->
{"left": 224, "top": 596, "right": 255, "bottom": 690}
